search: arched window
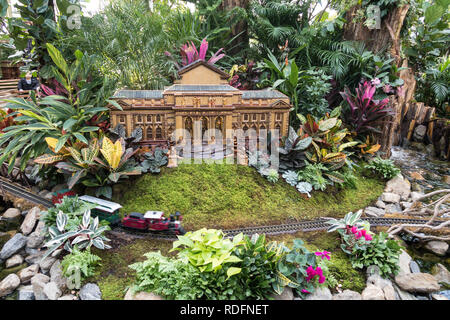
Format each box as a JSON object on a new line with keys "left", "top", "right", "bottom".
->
{"left": 137, "top": 115, "right": 143, "bottom": 123}
{"left": 146, "top": 115, "right": 152, "bottom": 123}
{"left": 185, "top": 117, "right": 193, "bottom": 136}
{"left": 156, "top": 127, "right": 162, "bottom": 139}
{"left": 156, "top": 115, "right": 161, "bottom": 123}
{"left": 215, "top": 116, "right": 224, "bottom": 133}
{"left": 146, "top": 126, "right": 153, "bottom": 140}
{"left": 201, "top": 116, "right": 208, "bottom": 136}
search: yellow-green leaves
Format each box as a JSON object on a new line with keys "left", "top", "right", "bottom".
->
{"left": 100, "top": 137, "right": 123, "bottom": 170}
{"left": 171, "top": 228, "right": 243, "bottom": 275}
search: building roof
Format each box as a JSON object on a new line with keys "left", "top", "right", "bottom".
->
{"left": 178, "top": 59, "right": 230, "bottom": 79}
{"left": 112, "top": 90, "right": 163, "bottom": 99}
{"left": 241, "top": 90, "right": 288, "bottom": 99}
{"left": 79, "top": 195, "right": 122, "bottom": 213}
{"left": 163, "top": 84, "right": 239, "bottom": 92}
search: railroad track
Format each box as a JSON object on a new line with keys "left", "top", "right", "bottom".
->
{"left": 0, "top": 177, "right": 53, "bottom": 208}
{"left": 0, "top": 176, "right": 447, "bottom": 241}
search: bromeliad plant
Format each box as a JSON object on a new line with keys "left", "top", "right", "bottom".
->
{"left": 165, "top": 37, "right": 225, "bottom": 70}
{"left": 42, "top": 209, "right": 111, "bottom": 259}
{"left": 340, "top": 81, "right": 395, "bottom": 135}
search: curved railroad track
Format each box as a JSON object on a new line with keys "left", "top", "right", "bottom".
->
{"left": 0, "top": 177, "right": 446, "bottom": 241}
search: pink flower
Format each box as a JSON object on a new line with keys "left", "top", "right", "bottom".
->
{"left": 360, "top": 229, "right": 367, "bottom": 236}
{"left": 364, "top": 234, "right": 373, "bottom": 241}
{"left": 351, "top": 226, "right": 358, "bottom": 234}
{"left": 383, "top": 84, "right": 392, "bottom": 93}
{"left": 371, "top": 78, "right": 381, "bottom": 86}
{"left": 355, "top": 231, "right": 362, "bottom": 239}
{"left": 301, "top": 289, "right": 311, "bottom": 294}
{"left": 315, "top": 251, "right": 331, "bottom": 260}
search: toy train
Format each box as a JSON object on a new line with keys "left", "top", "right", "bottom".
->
{"left": 52, "top": 191, "right": 186, "bottom": 235}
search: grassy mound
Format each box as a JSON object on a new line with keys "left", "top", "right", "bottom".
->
{"left": 114, "top": 163, "right": 384, "bottom": 230}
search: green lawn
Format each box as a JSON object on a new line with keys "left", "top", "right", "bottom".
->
{"left": 113, "top": 163, "right": 384, "bottom": 231}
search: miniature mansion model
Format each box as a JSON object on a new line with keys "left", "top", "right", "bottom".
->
{"left": 108, "top": 60, "right": 291, "bottom": 145}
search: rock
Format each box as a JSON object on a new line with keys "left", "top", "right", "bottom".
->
{"left": 431, "top": 263, "right": 450, "bottom": 286}
{"left": 332, "top": 290, "right": 362, "bottom": 300}
{"left": 424, "top": 241, "right": 448, "bottom": 256}
{"left": 2, "top": 208, "right": 21, "bottom": 219}
{"left": 400, "top": 202, "right": 412, "bottom": 210}
{"left": 20, "top": 207, "right": 40, "bottom": 236}
{"left": 409, "top": 261, "right": 421, "bottom": 273}
{"left": 124, "top": 289, "right": 165, "bottom": 300}
{"left": 393, "top": 283, "right": 417, "bottom": 300}
{"left": 431, "top": 294, "right": 448, "bottom": 300}
{"left": 398, "top": 250, "right": 413, "bottom": 276}
{"left": 269, "top": 287, "right": 294, "bottom": 300}
{"left": 305, "top": 287, "right": 332, "bottom": 300}
{"left": 34, "top": 221, "right": 46, "bottom": 235}
{"left": 408, "top": 171, "right": 425, "bottom": 181}
{"left": 18, "top": 264, "right": 39, "bottom": 283}
{"left": 38, "top": 190, "right": 53, "bottom": 200}
{"left": 25, "top": 247, "right": 40, "bottom": 256}
{"left": 5, "top": 254, "right": 24, "bottom": 268}
{"left": 385, "top": 203, "right": 402, "bottom": 214}
{"left": 362, "top": 284, "right": 385, "bottom": 300}
{"left": 413, "top": 125, "right": 427, "bottom": 142}
{"left": 382, "top": 284, "right": 397, "bottom": 300}
{"left": 395, "top": 273, "right": 440, "bottom": 293}
{"left": 58, "top": 294, "right": 77, "bottom": 300}
{"left": 0, "top": 273, "right": 21, "bottom": 297}
{"left": 381, "top": 192, "right": 401, "bottom": 204}
{"left": 31, "top": 273, "right": 50, "bottom": 300}
{"left": 43, "top": 281, "right": 62, "bottom": 300}
{"left": 364, "top": 206, "right": 385, "bottom": 217}
{"left": 51, "top": 184, "right": 68, "bottom": 193}
{"left": 26, "top": 232, "right": 44, "bottom": 249}
{"left": 425, "top": 144, "right": 435, "bottom": 157}
{"left": 385, "top": 175, "right": 411, "bottom": 200}
{"left": 50, "top": 260, "right": 67, "bottom": 291}
{"left": 0, "top": 233, "right": 28, "bottom": 260}
{"left": 410, "top": 192, "right": 424, "bottom": 202}
{"left": 25, "top": 252, "right": 44, "bottom": 265}
{"left": 18, "top": 285, "right": 35, "bottom": 300}
{"left": 39, "top": 256, "right": 56, "bottom": 274}
{"left": 375, "top": 199, "right": 386, "bottom": 209}
{"left": 436, "top": 290, "right": 450, "bottom": 299}
{"left": 79, "top": 283, "right": 102, "bottom": 300}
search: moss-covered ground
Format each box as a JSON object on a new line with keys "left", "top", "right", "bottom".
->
{"left": 114, "top": 163, "right": 384, "bottom": 231}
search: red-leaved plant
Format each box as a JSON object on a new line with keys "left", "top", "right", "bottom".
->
{"left": 165, "top": 38, "right": 224, "bottom": 70}
{"left": 340, "top": 81, "right": 395, "bottom": 134}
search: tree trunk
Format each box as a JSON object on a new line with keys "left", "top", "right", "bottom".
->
{"left": 343, "top": 4, "right": 416, "bottom": 158}
{"left": 220, "top": 0, "right": 249, "bottom": 56}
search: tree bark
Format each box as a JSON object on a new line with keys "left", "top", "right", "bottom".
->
{"left": 343, "top": 4, "right": 416, "bottom": 158}
{"left": 220, "top": 0, "right": 249, "bottom": 56}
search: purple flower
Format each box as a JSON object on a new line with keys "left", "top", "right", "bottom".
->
{"left": 315, "top": 251, "right": 331, "bottom": 260}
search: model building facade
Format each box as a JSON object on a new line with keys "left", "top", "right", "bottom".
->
{"left": 108, "top": 60, "right": 291, "bottom": 144}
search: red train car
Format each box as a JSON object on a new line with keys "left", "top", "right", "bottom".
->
{"left": 121, "top": 210, "right": 185, "bottom": 235}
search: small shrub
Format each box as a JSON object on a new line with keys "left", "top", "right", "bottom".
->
{"left": 365, "top": 156, "right": 401, "bottom": 179}
{"left": 61, "top": 247, "right": 102, "bottom": 288}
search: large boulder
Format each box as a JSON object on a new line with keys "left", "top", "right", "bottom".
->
{"left": 393, "top": 283, "right": 417, "bottom": 300}
{"left": 410, "top": 192, "right": 424, "bottom": 202}
{"left": 31, "top": 273, "right": 50, "bottom": 300}
{"left": 413, "top": 125, "right": 427, "bottom": 142}
{"left": 431, "top": 263, "right": 450, "bottom": 287}
{"left": 395, "top": 273, "right": 440, "bottom": 293}
{"left": 5, "top": 254, "right": 24, "bottom": 268}
{"left": 20, "top": 207, "right": 40, "bottom": 236}
{"left": 305, "top": 287, "right": 332, "bottom": 300}
{"left": 364, "top": 206, "right": 385, "bottom": 217}
{"left": 362, "top": 284, "right": 385, "bottom": 300}
{"left": 50, "top": 260, "right": 67, "bottom": 291}
{"left": 26, "top": 232, "right": 44, "bottom": 249}
{"left": 18, "top": 264, "right": 40, "bottom": 283}
{"left": 0, "top": 233, "right": 28, "bottom": 260}
{"left": 39, "top": 256, "right": 56, "bottom": 274}
{"left": 424, "top": 241, "right": 449, "bottom": 256}
{"left": 381, "top": 192, "right": 401, "bottom": 204}
{"left": 332, "top": 290, "right": 362, "bottom": 300}
{"left": 385, "top": 175, "right": 411, "bottom": 200}
{"left": 79, "top": 283, "right": 102, "bottom": 300}
{"left": 124, "top": 289, "right": 164, "bottom": 300}
{"left": 43, "top": 281, "right": 62, "bottom": 300}
{"left": 397, "top": 250, "right": 413, "bottom": 276}
{"left": 0, "top": 273, "right": 21, "bottom": 297}
{"left": 2, "top": 208, "right": 21, "bottom": 219}
{"left": 18, "top": 285, "right": 35, "bottom": 300}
